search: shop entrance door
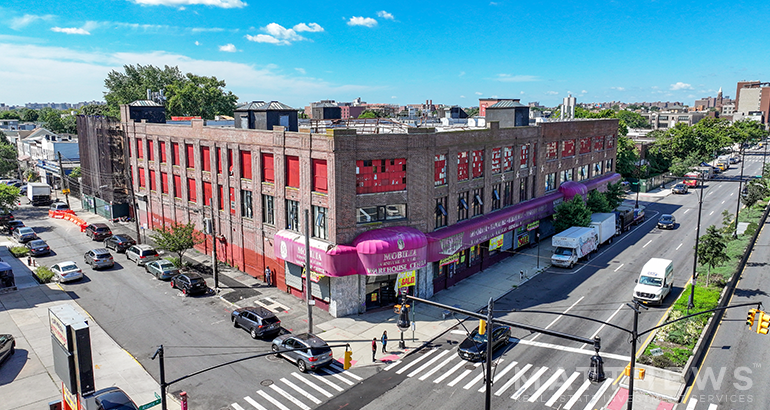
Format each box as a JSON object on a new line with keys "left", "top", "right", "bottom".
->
{"left": 365, "top": 275, "right": 397, "bottom": 310}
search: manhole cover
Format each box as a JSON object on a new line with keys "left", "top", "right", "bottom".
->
{"left": 465, "top": 364, "right": 476, "bottom": 370}
{"left": 260, "top": 379, "right": 274, "bottom": 386}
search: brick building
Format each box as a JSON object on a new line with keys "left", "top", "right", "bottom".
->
{"left": 121, "top": 103, "right": 619, "bottom": 317}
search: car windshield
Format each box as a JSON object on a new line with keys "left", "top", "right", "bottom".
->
{"left": 554, "top": 247, "right": 573, "bottom": 256}
{"left": 639, "top": 275, "right": 663, "bottom": 287}
{"left": 264, "top": 316, "right": 280, "bottom": 324}
{"left": 309, "top": 347, "right": 331, "bottom": 356}
{"left": 469, "top": 331, "right": 488, "bottom": 343}
{"left": 158, "top": 262, "right": 176, "bottom": 270}
{"left": 143, "top": 250, "right": 158, "bottom": 256}
{"left": 96, "top": 227, "right": 110, "bottom": 232}
{"left": 660, "top": 216, "right": 673, "bottom": 222}
{"left": 18, "top": 227, "right": 34, "bottom": 234}
{"left": 60, "top": 264, "right": 78, "bottom": 272}
{"left": 29, "top": 240, "right": 46, "bottom": 246}
{"left": 95, "top": 252, "right": 110, "bottom": 258}
{"left": 190, "top": 277, "right": 204, "bottom": 284}
{"left": 675, "top": 184, "right": 685, "bottom": 189}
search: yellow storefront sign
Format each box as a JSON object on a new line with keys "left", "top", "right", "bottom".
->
{"left": 439, "top": 253, "right": 459, "bottom": 267}
{"left": 489, "top": 234, "right": 504, "bottom": 251}
{"left": 397, "top": 270, "right": 416, "bottom": 288}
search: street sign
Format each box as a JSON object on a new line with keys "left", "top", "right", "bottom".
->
{"left": 62, "top": 189, "right": 70, "bottom": 195}
{"left": 139, "top": 398, "right": 161, "bottom": 410}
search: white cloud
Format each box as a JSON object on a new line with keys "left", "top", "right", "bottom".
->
{"left": 246, "top": 22, "right": 315, "bottom": 45}
{"left": 670, "top": 81, "right": 693, "bottom": 90}
{"left": 610, "top": 86, "right": 625, "bottom": 91}
{"left": 219, "top": 43, "right": 236, "bottom": 52}
{"left": 129, "top": 0, "right": 246, "bottom": 8}
{"left": 293, "top": 23, "right": 324, "bottom": 32}
{"left": 246, "top": 34, "right": 281, "bottom": 44}
{"left": 460, "top": 95, "right": 465, "bottom": 98}
{"left": 191, "top": 27, "right": 225, "bottom": 33}
{"left": 545, "top": 91, "right": 559, "bottom": 95}
{"left": 10, "top": 14, "right": 54, "bottom": 30}
{"left": 581, "top": 90, "right": 587, "bottom": 94}
{"left": 475, "top": 91, "right": 483, "bottom": 95}
{"left": 348, "top": 17, "right": 377, "bottom": 27}
{"left": 194, "top": 41, "right": 200, "bottom": 45}
{"left": 494, "top": 74, "right": 538, "bottom": 82}
{"left": 377, "top": 11, "right": 394, "bottom": 20}
{"left": 295, "top": 68, "right": 306, "bottom": 74}
{"left": 265, "top": 23, "right": 304, "bottom": 42}
{"left": 520, "top": 91, "right": 525, "bottom": 95}
{"left": 391, "top": 96, "right": 397, "bottom": 99}
{"left": 51, "top": 27, "right": 91, "bottom": 35}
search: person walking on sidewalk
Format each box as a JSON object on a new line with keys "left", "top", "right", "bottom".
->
{"left": 264, "top": 266, "right": 272, "bottom": 287}
{"left": 372, "top": 338, "right": 377, "bottom": 362}
{"left": 381, "top": 331, "right": 388, "bottom": 353}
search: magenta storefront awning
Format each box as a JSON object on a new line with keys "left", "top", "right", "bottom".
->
{"left": 353, "top": 226, "right": 428, "bottom": 275}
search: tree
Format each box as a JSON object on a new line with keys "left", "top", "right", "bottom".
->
{"left": 720, "top": 209, "right": 734, "bottom": 235}
{"left": 165, "top": 73, "right": 238, "bottom": 119}
{"left": 603, "top": 182, "right": 626, "bottom": 209}
{"left": 149, "top": 222, "right": 202, "bottom": 263}
{"left": 24, "top": 169, "right": 40, "bottom": 182}
{"left": 0, "top": 139, "right": 18, "bottom": 178}
{"left": 0, "top": 184, "right": 20, "bottom": 212}
{"left": 586, "top": 189, "right": 612, "bottom": 213}
{"left": 0, "top": 111, "right": 21, "bottom": 120}
{"left": 553, "top": 196, "right": 592, "bottom": 233}
{"left": 465, "top": 107, "right": 480, "bottom": 117}
{"left": 696, "top": 225, "right": 729, "bottom": 286}
{"left": 21, "top": 109, "right": 39, "bottom": 122}
{"left": 68, "top": 167, "right": 81, "bottom": 179}
{"left": 741, "top": 180, "right": 768, "bottom": 209}
{"left": 615, "top": 110, "right": 650, "bottom": 129}
{"left": 358, "top": 110, "right": 378, "bottom": 119}
{"left": 104, "top": 64, "right": 184, "bottom": 118}
{"left": 616, "top": 136, "right": 639, "bottom": 177}
{"left": 80, "top": 105, "right": 109, "bottom": 116}
{"left": 39, "top": 108, "right": 65, "bottom": 134}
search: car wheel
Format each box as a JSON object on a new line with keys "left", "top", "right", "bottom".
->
{"left": 10, "top": 344, "right": 15, "bottom": 355}
{"left": 232, "top": 317, "right": 238, "bottom": 328}
{"left": 250, "top": 328, "right": 258, "bottom": 339}
{"left": 271, "top": 344, "right": 280, "bottom": 356}
{"left": 155, "top": 272, "right": 161, "bottom": 280}
{"left": 170, "top": 280, "right": 175, "bottom": 289}
{"left": 182, "top": 287, "right": 188, "bottom": 296}
{"left": 297, "top": 360, "right": 307, "bottom": 373}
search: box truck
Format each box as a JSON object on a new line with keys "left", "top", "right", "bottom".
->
{"left": 551, "top": 226, "right": 598, "bottom": 269}
{"left": 590, "top": 213, "right": 617, "bottom": 245}
{"left": 633, "top": 258, "right": 674, "bottom": 305}
{"left": 26, "top": 183, "right": 52, "bottom": 206}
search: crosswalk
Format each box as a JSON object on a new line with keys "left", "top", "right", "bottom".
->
{"left": 230, "top": 361, "right": 362, "bottom": 410}
{"left": 684, "top": 398, "right": 727, "bottom": 410}
{"left": 383, "top": 348, "right": 614, "bottom": 409}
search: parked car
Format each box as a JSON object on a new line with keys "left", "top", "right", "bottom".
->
{"left": 170, "top": 272, "right": 208, "bottom": 296}
{"left": 457, "top": 325, "right": 512, "bottom": 362}
{"left": 51, "top": 261, "right": 83, "bottom": 283}
{"left": 19, "top": 185, "right": 27, "bottom": 195}
{"left": 729, "top": 156, "right": 740, "bottom": 164}
{"left": 0, "top": 212, "right": 14, "bottom": 225}
{"left": 125, "top": 244, "right": 159, "bottom": 266}
{"left": 4, "top": 220, "right": 24, "bottom": 234}
{"left": 671, "top": 183, "right": 688, "bottom": 194}
{"left": 144, "top": 260, "right": 179, "bottom": 280}
{"left": 658, "top": 214, "right": 676, "bottom": 230}
{"left": 84, "top": 248, "right": 114, "bottom": 270}
{"left": 50, "top": 202, "right": 70, "bottom": 211}
{"left": 82, "top": 387, "right": 139, "bottom": 410}
{"left": 13, "top": 227, "right": 38, "bottom": 243}
{"left": 0, "top": 334, "right": 14, "bottom": 368}
{"left": 271, "top": 333, "right": 333, "bottom": 373}
{"left": 85, "top": 223, "right": 112, "bottom": 241}
{"left": 26, "top": 239, "right": 51, "bottom": 256}
{"left": 104, "top": 234, "right": 136, "bottom": 253}
{"left": 231, "top": 306, "right": 282, "bottom": 339}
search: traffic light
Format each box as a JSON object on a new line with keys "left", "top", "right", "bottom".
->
{"left": 478, "top": 319, "right": 487, "bottom": 335}
{"left": 747, "top": 308, "right": 758, "bottom": 329}
{"left": 343, "top": 350, "right": 353, "bottom": 370}
{"left": 757, "top": 311, "right": 770, "bottom": 335}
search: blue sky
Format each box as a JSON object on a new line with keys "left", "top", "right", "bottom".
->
{"left": 0, "top": 0, "right": 768, "bottom": 108}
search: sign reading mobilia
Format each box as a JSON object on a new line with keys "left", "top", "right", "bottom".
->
{"left": 361, "top": 247, "right": 427, "bottom": 276}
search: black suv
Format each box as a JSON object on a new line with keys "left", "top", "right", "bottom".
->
{"left": 170, "top": 272, "right": 208, "bottom": 296}
{"left": 4, "top": 220, "right": 24, "bottom": 234}
{"left": 85, "top": 223, "right": 112, "bottom": 241}
{"left": 0, "top": 212, "right": 13, "bottom": 225}
{"left": 104, "top": 234, "right": 136, "bottom": 252}
{"left": 231, "top": 307, "right": 282, "bottom": 339}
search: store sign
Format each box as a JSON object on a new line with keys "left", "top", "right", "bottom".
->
{"left": 301, "top": 268, "right": 325, "bottom": 283}
{"left": 489, "top": 234, "right": 504, "bottom": 251}
{"left": 439, "top": 253, "right": 459, "bottom": 267}
{"left": 50, "top": 311, "right": 67, "bottom": 347}
{"left": 439, "top": 233, "right": 464, "bottom": 255}
{"left": 397, "top": 270, "right": 416, "bottom": 288}
{"left": 526, "top": 221, "right": 540, "bottom": 231}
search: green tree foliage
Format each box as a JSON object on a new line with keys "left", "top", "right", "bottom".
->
{"left": 24, "top": 169, "right": 40, "bottom": 182}
{"left": 80, "top": 105, "right": 109, "bottom": 116}
{"left": 0, "top": 184, "right": 20, "bottom": 212}
{"left": 358, "top": 110, "right": 378, "bottom": 119}
{"left": 38, "top": 107, "right": 65, "bottom": 133}
{"left": 21, "top": 108, "right": 39, "bottom": 122}
{"left": 741, "top": 180, "right": 768, "bottom": 209}
{"left": 149, "top": 222, "right": 203, "bottom": 261}
{"left": 603, "top": 182, "right": 626, "bottom": 209}
{"left": 616, "top": 136, "right": 639, "bottom": 177}
{"left": 615, "top": 110, "right": 650, "bottom": 129}
{"left": 553, "top": 196, "right": 592, "bottom": 233}
{"left": 729, "top": 119, "right": 768, "bottom": 146}
{"left": 0, "top": 133, "right": 18, "bottom": 178}
{"left": 465, "top": 107, "right": 480, "bottom": 117}
{"left": 696, "top": 225, "right": 729, "bottom": 286}
{"left": 669, "top": 152, "right": 702, "bottom": 177}
{"left": 0, "top": 111, "right": 21, "bottom": 120}
{"left": 68, "top": 167, "right": 81, "bottom": 179}
{"left": 104, "top": 64, "right": 184, "bottom": 117}
{"left": 586, "top": 189, "right": 612, "bottom": 213}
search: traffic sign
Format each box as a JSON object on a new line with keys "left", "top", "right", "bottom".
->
{"left": 139, "top": 398, "right": 161, "bottom": 410}
{"left": 62, "top": 189, "right": 70, "bottom": 195}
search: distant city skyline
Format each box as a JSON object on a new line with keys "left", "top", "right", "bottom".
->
{"left": 1, "top": 1, "right": 768, "bottom": 108}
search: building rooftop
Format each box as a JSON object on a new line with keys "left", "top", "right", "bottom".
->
{"left": 128, "top": 100, "right": 163, "bottom": 107}
{"left": 487, "top": 100, "right": 527, "bottom": 109}
{"left": 236, "top": 101, "right": 295, "bottom": 111}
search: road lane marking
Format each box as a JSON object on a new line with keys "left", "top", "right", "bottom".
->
{"left": 531, "top": 296, "right": 584, "bottom": 341}
{"left": 434, "top": 360, "right": 466, "bottom": 383}
{"left": 684, "top": 209, "right": 690, "bottom": 214}
{"left": 545, "top": 371, "right": 580, "bottom": 407}
{"left": 419, "top": 351, "right": 455, "bottom": 380}
{"left": 685, "top": 398, "right": 698, "bottom": 410}
{"left": 528, "top": 368, "right": 564, "bottom": 402}
{"left": 243, "top": 396, "right": 267, "bottom": 410}
{"left": 709, "top": 210, "right": 715, "bottom": 215}
{"left": 231, "top": 403, "right": 247, "bottom": 410}
{"left": 614, "top": 263, "right": 624, "bottom": 272}
{"left": 564, "top": 379, "right": 591, "bottom": 409}
{"left": 643, "top": 240, "right": 652, "bottom": 248}
{"left": 291, "top": 373, "right": 333, "bottom": 398}
{"left": 582, "top": 379, "right": 613, "bottom": 410}
{"left": 447, "top": 362, "right": 480, "bottom": 387}
{"left": 721, "top": 200, "right": 725, "bottom": 204}
{"left": 676, "top": 243, "right": 683, "bottom": 250}
{"left": 581, "top": 304, "right": 625, "bottom": 349}
{"left": 319, "top": 367, "right": 355, "bottom": 385}
{"left": 269, "top": 385, "right": 310, "bottom": 410}
{"left": 707, "top": 404, "right": 718, "bottom": 410}
{"left": 396, "top": 349, "right": 436, "bottom": 374}
{"left": 281, "top": 378, "right": 321, "bottom": 404}
{"left": 383, "top": 360, "right": 402, "bottom": 371}
{"left": 256, "top": 390, "right": 290, "bottom": 410}
{"left": 478, "top": 361, "right": 518, "bottom": 392}
{"left": 464, "top": 360, "right": 500, "bottom": 389}
{"left": 310, "top": 373, "right": 343, "bottom": 392}
{"left": 328, "top": 362, "right": 363, "bottom": 380}
{"left": 513, "top": 338, "right": 630, "bottom": 361}
{"left": 494, "top": 364, "right": 532, "bottom": 396}
{"left": 511, "top": 366, "right": 548, "bottom": 400}
{"left": 408, "top": 349, "right": 450, "bottom": 378}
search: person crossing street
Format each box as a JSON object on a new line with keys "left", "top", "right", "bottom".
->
{"left": 371, "top": 338, "right": 377, "bottom": 362}
{"left": 381, "top": 330, "right": 388, "bottom": 353}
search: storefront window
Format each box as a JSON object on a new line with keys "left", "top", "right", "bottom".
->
{"left": 468, "top": 245, "right": 481, "bottom": 267}
{"left": 578, "top": 165, "right": 589, "bottom": 181}
{"left": 560, "top": 169, "right": 573, "bottom": 184}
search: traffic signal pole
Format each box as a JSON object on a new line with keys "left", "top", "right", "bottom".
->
{"left": 484, "top": 298, "right": 493, "bottom": 410}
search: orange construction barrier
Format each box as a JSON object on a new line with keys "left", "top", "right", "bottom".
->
{"left": 48, "top": 210, "right": 54, "bottom": 218}
{"left": 80, "top": 223, "right": 87, "bottom": 232}
{"left": 53, "top": 211, "right": 64, "bottom": 219}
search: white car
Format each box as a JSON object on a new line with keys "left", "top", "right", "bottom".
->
{"left": 51, "top": 261, "right": 83, "bottom": 283}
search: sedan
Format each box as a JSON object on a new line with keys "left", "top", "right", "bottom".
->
{"left": 51, "top": 261, "right": 83, "bottom": 283}
{"left": 104, "top": 234, "right": 136, "bottom": 253}
{"left": 658, "top": 214, "right": 676, "bottom": 230}
{"left": 0, "top": 334, "right": 14, "bottom": 368}
{"left": 457, "top": 325, "right": 512, "bottom": 362}
{"left": 170, "top": 272, "right": 207, "bottom": 296}
{"left": 145, "top": 260, "right": 179, "bottom": 280}
{"left": 82, "top": 387, "right": 139, "bottom": 410}
{"left": 13, "top": 227, "right": 38, "bottom": 243}
{"left": 671, "top": 183, "right": 688, "bottom": 194}
{"left": 26, "top": 239, "right": 51, "bottom": 256}
{"left": 271, "top": 333, "right": 333, "bottom": 373}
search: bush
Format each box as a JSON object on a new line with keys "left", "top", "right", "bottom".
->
{"left": 166, "top": 257, "right": 182, "bottom": 268}
{"left": 35, "top": 266, "right": 54, "bottom": 283}
{"left": 10, "top": 246, "right": 29, "bottom": 258}
{"left": 745, "top": 222, "right": 759, "bottom": 237}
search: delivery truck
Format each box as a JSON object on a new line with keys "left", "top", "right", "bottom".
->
{"left": 633, "top": 258, "right": 674, "bottom": 305}
{"left": 26, "top": 183, "right": 52, "bottom": 206}
{"left": 551, "top": 226, "right": 598, "bottom": 269}
{"left": 590, "top": 213, "right": 617, "bottom": 245}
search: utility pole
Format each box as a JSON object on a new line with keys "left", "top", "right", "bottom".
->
{"left": 304, "top": 209, "right": 313, "bottom": 333}
{"left": 689, "top": 176, "right": 704, "bottom": 311}
{"left": 151, "top": 345, "right": 167, "bottom": 410}
{"left": 57, "top": 152, "right": 70, "bottom": 208}
{"left": 625, "top": 301, "right": 646, "bottom": 410}
{"left": 734, "top": 144, "right": 747, "bottom": 238}
{"left": 484, "top": 298, "right": 493, "bottom": 410}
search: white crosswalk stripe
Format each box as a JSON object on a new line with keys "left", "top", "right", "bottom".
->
{"left": 310, "top": 372, "right": 344, "bottom": 392}
{"left": 581, "top": 379, "right": 612, "bottom": 410}
{"left": 707, "top": 404, "right": 717, "bottom": 410}
{"left": 433, "top": 360, "right": 466, "bottom": 383}
{"left": 291, "top": 372, "right": 334, "bottom": 398}
{"left": 408, "top": 349, "right": 451, "bottom": 378}
{"left": 511, "top": 366, "right": 548, "bottom": 400}
{"left": 256, "top": 390, "right": 291, "bottom": 410}
{"left": 494, "top": 363, "right": 532, "bottom": 397}
{"left": 479, "top": 361, "right": 517, "bottom": 393}
{"left": 244, "top": 395, "right": 268, "bottom": 410}
{"left": 319, "top": 367, "right": 356, "bottom": 385}
{"left": 448, "top": 362, "right": 480, "bottom": 387}
{"left": 231, "top": 403, "right": 247, "bottom": 410}
{"left": 464, "top": 360, "right": 502, "bottom": 390}
{"left": 528, "top": 368, "right": 564, "bottom": 402}
{"left": 685, "top": 399, "right": 698, "bottom": 410}
{"left": 419, "top": 352, "right": 457, "bottom": 381}
{"left": 396, "top": 349, "right": 437, "bottom": 374}
{"left": 269, "top": 384, "right": 310, "bottom": 410}
{"left": 564, "top": 379, "right": 591, "bottom": 409}
{"left": 329, "top": 362, "right": 364, "bottom": 380}
{"left": 544, "top": 371, "right": 580, "bottom": 407}
{"left": 281, "top": 377, "right": 321, "bottom": 405}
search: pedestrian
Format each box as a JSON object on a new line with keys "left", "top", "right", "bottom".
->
{"left": 381, "top": 330, "right": 388, "bottom": 353}
{"left": 372, "top": 337, "right": 377, "bottom": 362}
{"left": 264, "top": 266, "right": 271, "bottom": 286}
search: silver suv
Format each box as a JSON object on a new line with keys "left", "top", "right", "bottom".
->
{"left": 271, "top": 333, "right": 333, "bottom": 373}
{"left": 84, "top": 248, "right": 114, "bottom": 270}
{"left": 125, "top": 244, "right": 159, "bottom": 266}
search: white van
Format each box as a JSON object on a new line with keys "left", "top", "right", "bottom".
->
{"left": 633, "top": 258, "right": 674, "bottom": 305}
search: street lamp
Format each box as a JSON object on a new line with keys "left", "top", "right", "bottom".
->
{"left": 688, "top": 176, "right": 705, "bottom": 311}
{"left": 733, "top": 143, "right": 747, "bottom": 238}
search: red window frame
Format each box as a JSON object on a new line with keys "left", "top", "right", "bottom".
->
{"left": 138, "top": 167, "right": 146, "bottom": 188}
{"left": 520, "top": 145, "right": 529, "bottom": 169}
{"left": 434, "top": 154, "right": 447, "bottom": 185}
{"left": 471, "top": 150, "right": 484, "bottom": 179}
{"left": 262, "top": 153, "right": 275, "bottom": 183}
{"left": 171, "top": 142, "right": 179, "bottom": 165}
{"left": 172, "top": 175, "right": 181, "bottom": 198}
{"left": 159, "top": 141, "right": 167, "bottom": 163}
{"left": 312, "top": 159, "right": 328, "bottom": 193}
{"left": 579, "top": 138, "right": 592, "bottom": 154}
{"left": 218, "top": 185, "right": 225, "bottom": 210}
{"left": 491, "top": 148, "right": 501, "bottom": 174}
{"left": 187, "top": 178, "right": 196, "bottom": 202}
{"left": 240, "top": 150, "right": 252, "bottom": 179}
{"left": 286, "top": 155, "right": 300, "bottom": 188}
{"left": 216, "top": 147, "right": 223, "bottom": 174}
{"left": 147, "top": 140, "right": 154, "bottom": 161}
{"left": 546, "top": 141, "right": 558, "bottom": 160}
{"left": 562, "top": 140, "right": 576, "bottom": 157}
{"left": 186, "top": 144, "right": 194, "bottom": 168}
{"left": 136, "top": 138, "right": 143, "bottom": 159}
{"left": 607, "top": 135, "right": 615, "bottom": 149}
{"left": 149, "top": 170, "right": 157, "bottom": 191}
{"left": 202, "top": 181, "right": 212, "bottom": 206}
{"left": 503, "top": 146, "right": 513, "bottom": 171}
{"left": 160, "top": 172, "right": 168, "bottom": 194}
{"left": 201, "top": 146, "right": 211, "bottom": 172}
{"left": 229, "top": 187, "right": 236, "bottom": 214}
{"left": 594, "top": 136, "right": 604, "bottom": 152}
{"left": 457, "top": 151, "right": 469, "bottom": 181}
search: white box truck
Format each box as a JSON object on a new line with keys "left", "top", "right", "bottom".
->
{"left": 27, "top": 182, "right": 52, "bottom": 206}
{"left": 633, "top": 258, "right": 674, "bottom": 305}
{"left": 590, "top": 213, "right": 617, "bottom": 245}
{"left": 551, "top": 226, "right": 598, "bottom": 269}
